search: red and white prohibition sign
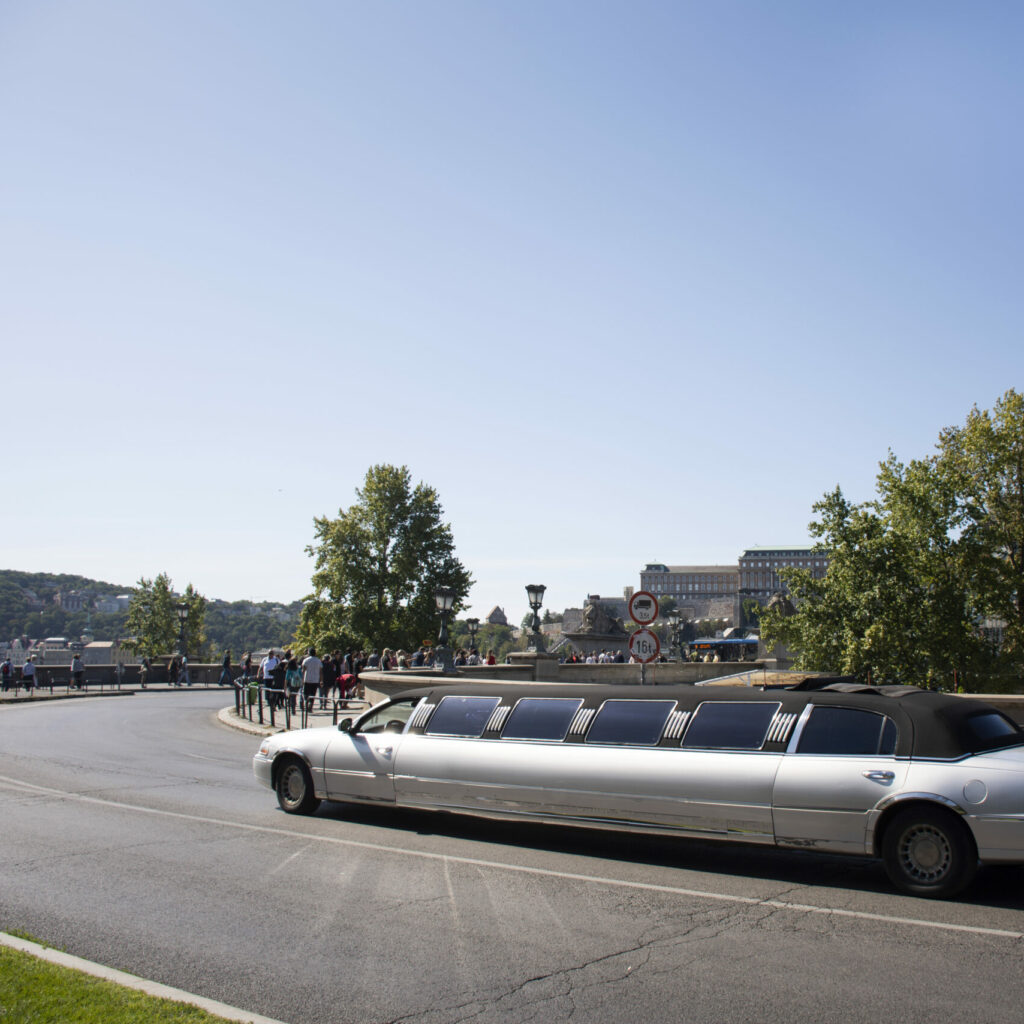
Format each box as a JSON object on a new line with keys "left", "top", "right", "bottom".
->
{"left": 628, "top": 628, "right": 661, "bottom": 664}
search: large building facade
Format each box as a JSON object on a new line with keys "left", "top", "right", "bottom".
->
{"left": 738, "top": 546, "right": 828, "bottom": 602}
{"left": 639, "top": 547, "right": 829, "bottom": 627}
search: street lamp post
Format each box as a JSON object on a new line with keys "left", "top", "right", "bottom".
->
{"left": 466, "top": 617, "right": 480, "bottom": 655}
{"left": 434, "top": 586, "right": 456, "bottom": 674}
{"left": 669, "top": 610, "right": 681, "bottom": 660}
{"left": 176, "top": 601, "right": 189, "bottom": 657}
{"left": 525, "top": 584, "right": 546, "bottom": 652}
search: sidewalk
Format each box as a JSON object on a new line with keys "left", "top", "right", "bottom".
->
{"left": 219, "top": 690, "right": 383, "bottom": 736}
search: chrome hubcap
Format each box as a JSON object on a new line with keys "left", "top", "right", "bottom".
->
{"left": 899, "top": 824, "right": 951, "bottom": 882}
{"left": 283, "top": 767, "right": 303, "bottom": 803}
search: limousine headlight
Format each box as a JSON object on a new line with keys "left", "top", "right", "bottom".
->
{"left": 257, "top": 741, "right": 272, "bottom": 758}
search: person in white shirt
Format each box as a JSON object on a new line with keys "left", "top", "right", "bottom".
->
{"left": 259, "top": 650, "right": 281, "bottom": 708}
{"left": 301, "top": 648, "right": 322, "bottom": 712}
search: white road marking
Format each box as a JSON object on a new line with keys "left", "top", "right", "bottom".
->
{"left": 1, "top": 773, "right": 1020, "bottom": 942}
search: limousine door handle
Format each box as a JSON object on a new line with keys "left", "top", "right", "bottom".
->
{"left": 862, "top": 770, "right": 895, "bottom": 783}
{"left": 374, "top": 746, "right": 393, "bottom": 757}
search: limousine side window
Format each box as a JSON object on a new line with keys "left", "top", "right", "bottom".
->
{"left": 425, "top": 696, "right": 502, "bottom": 738}
{"left": 501, "top": 698, "right": 584, "bottom": 741}
{"left": 585, "top": 700, "right": 676, "bottom": 746}
{"left": 680, "top": 701, "right": 779, "bottom": 750}
{"left": 795, "top": 706, "right": 897, "bottom": 756}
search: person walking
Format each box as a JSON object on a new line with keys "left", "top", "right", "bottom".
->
{"left": 21, "top": 656, "right": 36, "bottom": 693}
{"left": 320, "top": 651, "right": 337, "bottom": 709}
{"left": 168, "top": 657, "right": 179, "bottom": 687}
{"left": 301, "top": 647, "right": 322, "bottom": 713}
{"left": 258, "top": 650, "right": 280, "bottom": 709}
{"left": 1, "top": 655, "right": 12, "bottom": 693}
{"left": 285, "top": 657, "right": 302, "bottom": 714}
{"left": 181, "top": 654, "right": 191, "bottom": 686}
{"left": 139, "top": 656, "right": 150, "bottom": 688}
{"left": 70, "top": 653, "right": 85, "bottom": 690}
{"left": 218, "top": 651, "right": 233, "bottom": 688}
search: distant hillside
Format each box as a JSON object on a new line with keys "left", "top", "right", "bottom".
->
{"left": 0, "top": 570, "right": 302, "bottom": 657}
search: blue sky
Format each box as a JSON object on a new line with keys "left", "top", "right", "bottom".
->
{"left": 2, "top": 1, "right": 1021, "bottom": 621}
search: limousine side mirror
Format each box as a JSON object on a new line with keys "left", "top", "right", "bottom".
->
{"left": 338, "top": 718, "right": 354, "bottom": 732}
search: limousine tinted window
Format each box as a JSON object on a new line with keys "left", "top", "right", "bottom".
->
{"left": 962, "top": 711, "right": 1023, "bottom": 751}
{"left": 502, "top": 698, "right": 584, "bottom": 741}
{"left": 425, "top": 695, "right": 502, "bottom": 737}
{"left": 680, "top": 701, "right": 779, "bottom": 750}
{"left": 795, "top": 706, "right": 897, "bottom": 756}
{"left": 585, "top": 700, "right": 676, "bottom": 746}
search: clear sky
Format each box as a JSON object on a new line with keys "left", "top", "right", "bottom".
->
{"left": 2, "top": 1, "right": 1022, "bottom": 622}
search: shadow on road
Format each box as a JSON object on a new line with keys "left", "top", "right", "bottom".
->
{"left": 292, "top": 800, "right": 1024, "bottom": 910}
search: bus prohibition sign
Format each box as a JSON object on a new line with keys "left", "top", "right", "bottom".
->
{"left": 629, "top": 628, "right": 661, "bottom": 664}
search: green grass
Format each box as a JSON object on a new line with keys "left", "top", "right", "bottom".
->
{"left": 0, "top": 946, "right": 243, "bottom": 1024}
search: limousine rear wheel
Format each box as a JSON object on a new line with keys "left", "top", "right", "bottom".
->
{"left": 881, "top": 806, "right": 977, "bottom": 898}
{"left": 276, "top": 757, "right": 321, "bottom": 815}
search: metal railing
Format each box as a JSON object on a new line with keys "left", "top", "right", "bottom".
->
{"left": 231, "top": 678, "right": 369, "bottom": 729}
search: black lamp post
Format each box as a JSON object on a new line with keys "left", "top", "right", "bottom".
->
{"left": 466, "top": 617, "right": 480, "bottom": 653}
{"left": 176, "top": 601, "right": 189, "bottom": 657}
{"left": 669, "top": 610, "right": 681, "bottom": 660}
{"left": 525, "top": 584, "right": 546, "bottom": 652}
{"left": 434, "top": 586, "right": 456, "bottom": 674}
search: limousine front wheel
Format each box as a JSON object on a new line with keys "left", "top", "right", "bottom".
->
{"left": 276, "top": 757, "right": 321, "bottom": 815}
{"left": 881, "top": 806, "right": 977, "bottom": 898}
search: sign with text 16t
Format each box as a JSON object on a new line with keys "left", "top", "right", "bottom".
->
{"left": 628, "top": 628, "right": 661, "bottom": 664}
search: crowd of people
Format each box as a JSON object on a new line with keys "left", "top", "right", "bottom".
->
{"left": 246, "top": 647, "right": 366, "bottom": 713}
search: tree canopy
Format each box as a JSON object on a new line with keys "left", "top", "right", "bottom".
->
{"left": 298, "top": 465, "right": 473, "bottom": 654}
{"left": 124, "top": 574, "right": 207, "bottom": 659}
{"left": 760, "top": 389, "right": 1024, "bottom": 690}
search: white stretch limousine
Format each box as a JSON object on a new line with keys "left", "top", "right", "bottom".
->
{"left": 253, "top": 680, "right": 1024, "bottom": 897}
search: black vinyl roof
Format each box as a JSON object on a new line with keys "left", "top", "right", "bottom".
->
{"left": 376, "top": 680, "right": 1021, "bottom": 759}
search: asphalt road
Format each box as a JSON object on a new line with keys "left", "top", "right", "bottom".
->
{"left": 2, "top": 691, "right": 1024, "bottom": 1024}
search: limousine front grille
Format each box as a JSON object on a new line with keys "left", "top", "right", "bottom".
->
{"left": 766, "top": 711, "right": 798, "bottom": 745}
{"left": 663, "top": 710, "right": 691, "bottom": 740}
{"left": 568, "top": 707, "right": 596, "bottom": 736}
{"left": 485, "top": 705, "right": 512, "bottom": 733}
{"left": 409, "top": 702, "right": 437, "bottom": 730}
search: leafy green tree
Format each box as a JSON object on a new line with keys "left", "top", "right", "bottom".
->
{"left": 761, "top": 390, "right": 1024, "bottom": 690}
{"left": 299, "top": 465, "right": 473, "bottom": 653}
{"left": 937, "top": 389, "right": 1024, "bottom": 664}
{"left": 124, "top": 574, "right": 207, "bottom": 658}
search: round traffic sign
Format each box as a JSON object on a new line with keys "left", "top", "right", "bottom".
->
{"left": 628, "top": 628, "right": 661, "bottom": 664}
{"left": 628, "top": 590, "right": 659, "bottom": 626}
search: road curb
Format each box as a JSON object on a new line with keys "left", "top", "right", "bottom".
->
{"left": 216, "top": 706, "right": 279, "bottom": 736}
{"left": 0, "top": 931, "right": 290, "bottom": 1024}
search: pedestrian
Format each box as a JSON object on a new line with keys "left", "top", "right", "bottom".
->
{"left": 70, "top": 652, "right": 85, "bottom": 690}
{"left": 218, "top": 651, "right": 233, "bottom": 688}
{"left": 485, "top": 649, "right": 496, "bottom": 666}
{"left": 1, "top": 654, "right": 12, "bottom": 693}
{"left": 320, "top": 651, "right": 337, "bottom": 709}
{"left": 241, "top": 652, "right": 252, "bottom": 679}
{"left": 139, "top": 656, "right": 149, "bottom": 688}
{"left": 21, "top": 656, "right": 36, "bottom": 693}
{"left": 301, "top": 647, "right": 322, "bottom": 712}
{"left": 258, "top": 649, "right": 280, "bottom": 708}
{"left": 168, "top": 657, "right": 179, "bottom": 687}
{"left": 181, "top": 653, "right": 191, "bottom": 686}
{"left": 285, "top": 657, "right": 302, "bottom": 713}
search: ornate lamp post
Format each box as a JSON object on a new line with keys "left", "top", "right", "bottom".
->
{"left": 434, "top": 586, "right": 456, "bottom": 674}
{"left": 466, "top": 617, "right": 480, "bottom": 654}
{"left": 669, "top": 610, "right": 682, "bottom": 660}
{"left": 176, "top": 601, "right": 189, "bottom": 657}
{"left": 525, "top": 584, "right": 546, "bottom": 652}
